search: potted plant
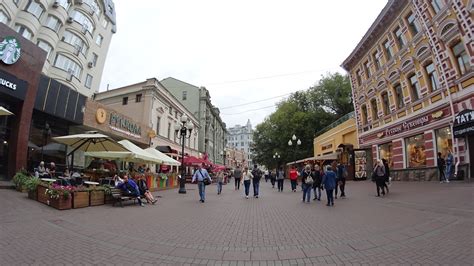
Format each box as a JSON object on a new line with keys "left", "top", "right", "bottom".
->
{"left": 12, "top": 170, "right": 30, "bottom": 192}
{"left": 45, "top": 184, "right": 74, "bottom": 210}
{"left": 89, "top": 186, "right": 105, "bottom": 206}
{"left": 24, "top": 178, "right": 41, "bottom": 200}
{"left": 72, "top": 186, "right": 90, "bottom": 209}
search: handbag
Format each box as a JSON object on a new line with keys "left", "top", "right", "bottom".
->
{"left": 199, "top": 170, "right": 211, "bottom": 186}
{"left": 305, "top": 172, "right": 314, "bottom": 185}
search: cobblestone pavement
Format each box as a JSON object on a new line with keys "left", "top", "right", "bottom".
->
{"left": 0, "top": 180, "right": 473, "bottom": 265}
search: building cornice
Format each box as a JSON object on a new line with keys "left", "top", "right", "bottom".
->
{"left": 341, "top": 0, "right": 408, "bottom": 71}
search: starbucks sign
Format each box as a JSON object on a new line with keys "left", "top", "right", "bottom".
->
{"left": 0, "top": 36, "right": 21, "bottom": 65}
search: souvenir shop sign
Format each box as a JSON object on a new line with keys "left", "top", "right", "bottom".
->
{"left": 453, "top": 109, "right": 474, "bottom": 138}
{"left": 109, "top": 112, "right": 142, "bottom": 138}
{"left": 381, "top": 110, "right": 444, "bottom": 138}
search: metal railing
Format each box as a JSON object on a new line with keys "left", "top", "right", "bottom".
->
{"left": 314, "top": 111, "right": 355, "bottom": 137}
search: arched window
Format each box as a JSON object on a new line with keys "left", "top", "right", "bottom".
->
{"left": 381, "top": 92, "right": 390, "bottom": 115}
{"left": 408, "top": 74, "right": 421, "bottom": 101}
{"left": 370, "top": 98, "right": 378, "bottom": 120}
{"left": 451, "top": 41, "right": 470, "bottom": 75}
{"left": 425, "top": 62, "right": 440, "bottom": 91}
{"left": 394, "top": 84, "right": 404, "bottom": 109}
{"left": 361, "top": 105, "right": 368, "bottom": 125}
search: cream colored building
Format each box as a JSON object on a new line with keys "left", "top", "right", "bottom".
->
{"left": 0, "top": 0, "right": 116, "bottom": 96}
{"left": 93, "top": 78, "right": 200, "bottom": 160}
{"left": 313, "top": 112, "right": 358, "bottom": 156}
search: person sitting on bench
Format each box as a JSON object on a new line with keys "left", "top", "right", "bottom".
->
{"left": 137, "top": 175, "right": 157, "bottom": 205}
{"left": 115, "top": 174, "right": 144, "bottom": 207}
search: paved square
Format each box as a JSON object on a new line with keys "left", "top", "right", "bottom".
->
{"left": 0, "top": 180, "right": 472, "bottom": 265}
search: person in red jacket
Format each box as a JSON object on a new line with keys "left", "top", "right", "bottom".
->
{"left": 289, "top": 166, "right": 298, "bottom": 192}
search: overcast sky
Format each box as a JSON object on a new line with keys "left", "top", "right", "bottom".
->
{"left": 100, "top": 0, "right": 387, "bottom": 128}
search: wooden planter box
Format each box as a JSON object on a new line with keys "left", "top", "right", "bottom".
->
{"left": 37, "top": 185, "right": 49, "bottom": 204}
{"left": 72, "top": 191, "right": 90, "bottom": 209}
{"left": 28, "top": 190, "right": 37, "bottom": 200}
{"left": 48, "top": 196, "right": 72, "bottom": 210}
{"left": 90, "top": 190, "right": 105, "bottom": 206}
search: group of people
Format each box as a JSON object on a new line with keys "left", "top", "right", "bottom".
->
{"left": 437, "top": 150, "right": 454, "bottom": 183}
{"left": 114, "top": 173, "right": 158, "bottom": 207}
{"left": 36, "top": 161, "right": 56, "bottom": 178}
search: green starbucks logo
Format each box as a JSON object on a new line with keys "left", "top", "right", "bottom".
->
{"left": 0, "top": 36, "right": 21, "bottom": 65}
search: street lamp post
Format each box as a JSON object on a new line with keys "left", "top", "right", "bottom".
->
{"left": 273, "top": 152, "right": 281, "bottom": 168}
{"left": 287, "top": 134, "right": 301, "bottom": 165}
{"left": 175, "top": 114, "right": 194, "bottom": 194}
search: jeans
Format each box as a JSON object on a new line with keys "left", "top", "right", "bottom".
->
{"left": 198, "top": 181, "right": 206, "bottom": 201}
{"left": 253, "top": 179, "right": 260, "bottom": 196}
{"left": 290, "top": 180, "right": 297, "bottom": 191}
{"left": 270, "top": 178, "right": 275, "bottom": 187}
{"left": 217, "top": 181, "right": 223, "bottom": 194}
{"left": 243, "top": 180, "right": 251, "bottom": 196}
{"left": 335, "top": 179, "right": 346, "bottom": 197}
{"left": 375, "top": 177, "right": 385, "bottom": 196}
{"left": 235, "top": 178, "right": 241, "bottom": 190}
{"left": 326, "top": 189, "right": 334, "bottom": 205}
{"left": 313, "top": 186, "right": 321, "bottom": 200}
{"left": 438, "top": 167, "right": 446, "bottom": 181}
{"left": 277, "top": 179, "right": 284, "bottom": 191}
{"left": 302, "top": 183, "right": 311, "bottom": 202}
{"left": 445, "top": 164, "right": 452, "bottom": 181}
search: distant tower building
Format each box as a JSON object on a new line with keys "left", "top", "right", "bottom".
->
{"left": 227, "top": 119, "right": 253, "bottom": 167}
{"left": 0, "top": 0, "right": 117, "bottom": 96}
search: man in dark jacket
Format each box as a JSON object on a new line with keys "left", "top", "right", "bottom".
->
{"left": 116, "top": 174, "right": 144, "bottom": 207}
{"left": 251, "top": 164, "right": 262, "bottom": 198}
{"left": 322, "top": 166, "right": 337, "bottom": 206}
{"left": 437, "top": 152, "right": 446, "bottom": 183}
{"left": 336, "top": 163, "right": 346, "bottom": 198}
{"left": 382, "top": 159, "right": 390, "bottom": 194}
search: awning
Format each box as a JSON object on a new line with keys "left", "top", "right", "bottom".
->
{"left": 286, "top": 152, "right": 339, "bottom": 165}
{"left": 117, "top": 140, "right": 163, "bottom": 164}
{"left": 0, "top": 106, "right": 13, "bottom": 116}
{"left": 144, "top": 147, "right": 181, "bottom": 166}
{"left": 453, "top": 109, "right": 474, "bottom": 138}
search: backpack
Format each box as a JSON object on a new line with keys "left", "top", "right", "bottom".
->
{"left": 252, "top": 168, "right": 262, "bottom": 180}
{"left": 304, "top": 172, "right": 314, "bottom": 185}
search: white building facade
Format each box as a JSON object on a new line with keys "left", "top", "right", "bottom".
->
{"left": 0, "top": 0, "right": 116, "bottom": 97}
{"left": 227, "top": 119, "right": 253, "bottom": 167}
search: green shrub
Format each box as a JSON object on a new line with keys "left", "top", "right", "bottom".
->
{"left": 24, "top": 178, "right": 41, "bottom": 192}
{"left": 12, "top": 170, "right": 30, "bottom": 189}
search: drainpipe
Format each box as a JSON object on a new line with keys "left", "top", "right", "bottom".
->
{"left": 413, "top": 1, "right": 459, "bottom": 175}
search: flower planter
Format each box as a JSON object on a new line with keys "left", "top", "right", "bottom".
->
{"left": 72, "top": 191, "right": 90, "bottom": 209}
{"left": 48, "top": 196, "right": 72, "bottom": 210}
{"left": 89, "top": 190, "right": 105, "bottom": 206}
{"left": 28, "top": 190, "right": 37, "bottom": 200}
{"left": 37, "top": 185, "right": 49, "bottom": 204}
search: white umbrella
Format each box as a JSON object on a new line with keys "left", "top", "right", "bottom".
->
{"left": 144, "top": 147, "right": 181, "bottom": 166}
{"left": 52, "top": 132, "right": 127, "bottom": 168}
{"left": 118, "top": 140, "right": 163, "bottom": 164}
{"left": 0, "top": 106, "right": 13, "bottom": 116}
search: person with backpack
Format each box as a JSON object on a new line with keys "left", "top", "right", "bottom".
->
{"left": 437, "top": 152, "right": 446, "bottom": 183}
{"left": 233, "top": 165, "right": 242, "bottom": 190}
{"left": 373, "top": 159, "right": 386, "bottom": 197}
{"left": 251, "top": 164, "right": 262, "bottom": 198}
{"left": 276, "top": 167, "right": 285, "bottom": 192}
{"left": 312, "top": 164, "right": 323, "bottom": 201}
{"left": 192, "top": 163, "right": 212, "bottom": 203}
{"left": 335, "top": 162, "right": 347, "bottom": 198}
{"left": 300, "top": 164, "right": 314, "bottom": 203}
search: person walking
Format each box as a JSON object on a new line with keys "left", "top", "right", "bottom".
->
{"left": 322, "top": 166, "right": 336, "bottom": 206}
{"left": 251, "top": 164, "right": 262, "bottom": 198}
{"left": 373, "top": 159, "right": 386, "bottom": 197}
{"left": 241, "top": 166, "right": 254, "bottom": 199}
{"left": 335, "top": 162, "right": 347, "bottom": 198}
{"left": 264, "top": 169, "right": 269, "bottom": 182}
{"left": 192, "top": 163, "right": 212, "bottom": 203}
{"left": 216, "top": 170, "right": 224, "bottom": 195}
{"left": 233, "top": 165, "right": 242, "bottom": 190}
{"left": 382, "top": 159, "right": 390, "bottom": 194}
{"left": 276, "top": 167, "right": 285, "bottom": 192}
{"left": 437, "top": 152, "right": 446, "bottom": 183}
{"left": 289, "top": 166, "right": 298, "bottom": 192}
{"left": 301, "top": 164, "right": 314, "bottom": 203}
{"left": 445, "top": 150, "right": 453, "bottom": 183}
{"left": 270, "top": 169, "right": 276, "bottom": 188}
{"left": 312, "top": 164, "right": 322, "bottom": 201}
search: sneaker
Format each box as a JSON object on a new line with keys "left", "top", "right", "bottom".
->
{"left": 256, "top": 195, "right": 259, "bottom": 198}
{"left": 140, "top": 203, "right": 145, "bottom": 207}
{"left": 446, "top": 180, "right": 450, "bottom": 183}
{"left": 152, "top": 200, "right": 157, "bottom": 205}
{"left": 313, "top": 197, "right": 317, "bottom": 201}
{"left": 246, "top": 196, "right": 249, "bottom": 199}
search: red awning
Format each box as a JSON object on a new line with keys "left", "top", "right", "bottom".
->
{"left": 183, "top": 156, "right": 205, "bottom": 166}
{"left": 212, "top": 164, "right": 226, "bottom": 171}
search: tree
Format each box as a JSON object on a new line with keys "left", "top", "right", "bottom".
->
{"left": 252, "top": 72, "right": 353, "bottom": 168}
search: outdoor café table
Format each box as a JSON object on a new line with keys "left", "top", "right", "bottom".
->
{"left": 84, "top": 181, "right": 99, "bottom": 187}
{"left": 40, "top": 178, "right": 57, "bottom": 183}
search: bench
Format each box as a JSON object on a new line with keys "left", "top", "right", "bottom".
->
{"left": 110, "top": 188, "right": 145, "bottom": 207}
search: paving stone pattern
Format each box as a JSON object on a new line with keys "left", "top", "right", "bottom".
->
{"left": 0, "top": 180, "right": 473, "bottom": 265}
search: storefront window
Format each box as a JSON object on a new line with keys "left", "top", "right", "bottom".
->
{"left": 379, "top": 142, "right": 393, "bottom": 167}
{"left": 435, "top": 126, "right": 453, "bottom": 159}
{"left": 405, "top": 134, "right": 426, "bottom": 167}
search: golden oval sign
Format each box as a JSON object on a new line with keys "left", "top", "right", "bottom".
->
{"left": 96, "top": 108, "right": 107, "bottom": 124}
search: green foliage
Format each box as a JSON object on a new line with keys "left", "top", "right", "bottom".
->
{"left": 12, "top": 170, "right": 30, "bottom": 189}
{"left": 24, "top": 178, "right": 41, "bottom": 192}
{"left": 252, "top": 72, "right": 353, "bottom": 168}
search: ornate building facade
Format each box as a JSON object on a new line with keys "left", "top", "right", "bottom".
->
{"left": 226, "top": 119, "right": 253, "bottom": 168}
{"left": 1, "top": 0, "right": 116, "bottom": 96}
{"left": 342, "top": 0, "right": 473, "bottom": 180}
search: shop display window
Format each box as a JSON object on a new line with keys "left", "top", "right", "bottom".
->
{"left": 435, "top": 127, "right": 453, "bottom": 159}
{"left": 405, "top": 134, "right": 426, "bottom": 167}
{"left": 378, "top": 142, "right": 393, "bottom": 167}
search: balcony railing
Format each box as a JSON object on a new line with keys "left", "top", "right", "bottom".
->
{"left": 315, "top": 111, "right": 355, "bottom": 137}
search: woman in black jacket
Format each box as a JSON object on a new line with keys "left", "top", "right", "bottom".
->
{"left": 382, "top": 158, "right": 390, "bottom": 194}
{"left": 312, "top": 164, "right": 322, "bottom": 201}
{"left": 137, "top": 176, "right": 157, "bottom": 204}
